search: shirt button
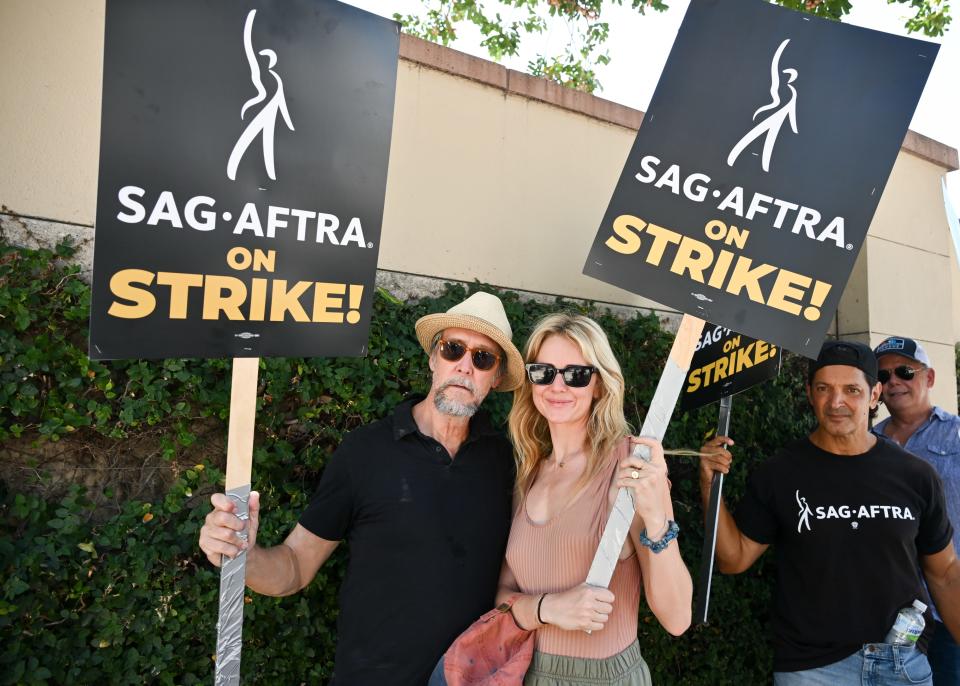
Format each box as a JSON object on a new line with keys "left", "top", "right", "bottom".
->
{"left": 435, "top": 446, "right": 441, "bottom": 452}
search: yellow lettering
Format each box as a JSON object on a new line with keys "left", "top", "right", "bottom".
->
{"left": 269, "top": 280, "right": 311, "bottom": 322}
{"left": 605, "top": 215, "right": 646, "bottom": 255}
{"left": 312, "top": 282, "right": 346, "bottom": 323}
{"left": 767, "top": 269, "right": 811, "bottom": 316}
{"left": 156, "top": 272, "right": 203, "bottom": 319}
{"left": 724, "top": 257, "right": 777, "bottom": 303}
{"left": 108, "top": 269, "right": 156, "bottom": 319}
{"left": 644, "top": 223, "right": 683, "bottom": 266}
{"left": 202, "top": 275, "right": 247, "bottom": 320}
{"left": 669, "top": 236, "right": 714, "bottom": 282}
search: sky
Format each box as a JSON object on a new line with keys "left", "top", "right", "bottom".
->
{"left": 341, "top": 0, "right": 959, "bottom": 213}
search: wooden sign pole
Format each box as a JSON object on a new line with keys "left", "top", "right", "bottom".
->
{"left": 586, "top": 314, "right": 705, "bottom": 589}
{"left": 214, "top": 357, "right": 260, "bottom": 686}
{"left": 694, "top": 393, "right": 732, "bottom": 625}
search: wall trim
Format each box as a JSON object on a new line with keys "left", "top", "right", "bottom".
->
{"left": 398, "top": 34, "right": 959, "bottom": 171}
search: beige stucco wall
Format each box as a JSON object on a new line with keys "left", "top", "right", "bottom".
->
{"left": 0, "top": 1, "right": 103, "bottom": 224}
{"left": 3, "top": 0, "right": 958, "bottom": 412}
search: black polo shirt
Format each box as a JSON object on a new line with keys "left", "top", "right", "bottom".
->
{"left": 299, "top": 395, "right": 515, "bottom": 686}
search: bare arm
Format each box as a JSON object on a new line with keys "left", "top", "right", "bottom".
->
{"left": 619, "top": 437, "right": 692, "bottom": 636}
{"left": 496, "top": 483, "right": 614, "bottom": 634}
{"left": 198, "top": 491, "right": 339, "bottom": 597}
{"left": 699, "top": 436, "right": 768, "bottom": 574}
{"left": 495, "top": 560, "right": 615, "bottom": 633}
{"left": 921, "top": 542, "right": 960, "bottom": 642}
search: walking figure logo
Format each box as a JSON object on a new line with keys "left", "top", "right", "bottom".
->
{"left": 795, "top": 490, "right": 812, "bottom": 533}
{"left": 727, "top": 39, "right": 798, "bottom": 173}
{"left": 227, "top": 9, "right": 295, "bottom": 181}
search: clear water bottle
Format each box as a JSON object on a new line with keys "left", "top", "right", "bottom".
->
{"left": 884, "top": 600, "right": 927, "bottom": 646}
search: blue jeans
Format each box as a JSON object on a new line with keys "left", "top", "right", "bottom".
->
{"left": 427, "top": 656, "right": 447, "bottom": 686}
{"left": 774, "top": 644, "right": 932, "bottom": 685}
{"left": 928, "top": 621, "right": 960, "bottom": 686}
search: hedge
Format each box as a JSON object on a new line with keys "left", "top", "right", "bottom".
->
{"left": 0, "top": 239, "right": 817, "bottom": 685}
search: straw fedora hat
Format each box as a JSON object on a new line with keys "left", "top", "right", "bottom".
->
{"left": 415, "top": 292, "right": 524, "bottom": 392}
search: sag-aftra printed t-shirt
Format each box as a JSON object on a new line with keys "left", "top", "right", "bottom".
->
{"left": 735, "top": 437, "right": 953, "bottom": 672}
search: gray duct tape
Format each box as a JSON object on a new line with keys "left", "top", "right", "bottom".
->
{"left": 585, "top": 357, "right": 689, "bottom": 589}
{"left": 215, "top": 484, "right": 251, "bottom": 686}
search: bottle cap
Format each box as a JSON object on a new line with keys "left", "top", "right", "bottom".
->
{"left": 912, "top": 600, "right": 928, "bottom": 612}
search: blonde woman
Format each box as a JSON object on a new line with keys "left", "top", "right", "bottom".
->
{"left": 499, "top": 313, "right": 692, "bottom": 685}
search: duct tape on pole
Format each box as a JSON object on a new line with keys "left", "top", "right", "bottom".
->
{"left": 215, "top": 357, "right": 259, "bottom": 686}
{"left": 585, "top": 315, "right": 705, "bottom": 590}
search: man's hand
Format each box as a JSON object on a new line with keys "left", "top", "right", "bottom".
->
{"left": 199, "top": 491, "right": 261, "bottom": 567}
{"left": 539, "top": 584, "right": 616, "bottom": 632}
{"left": 699, "top": 435, "right": 735, "bottom": 496}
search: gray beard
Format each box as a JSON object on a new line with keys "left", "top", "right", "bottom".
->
{"left": 434, "top": 378, "right": 480, "bottom": 417}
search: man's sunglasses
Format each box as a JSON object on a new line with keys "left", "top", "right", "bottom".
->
{"left": 525, "top": 363, "right": 597, "bottom": 388}
{"left": 877, "top": 365, "right": 924, "bottom": 384}
{"left": 436, "top": 338, "right": 500, "bottom": 371}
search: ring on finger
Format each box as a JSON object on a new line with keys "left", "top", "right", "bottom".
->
{"left": 630, "top": 470, "right": 641, "bottom": 480}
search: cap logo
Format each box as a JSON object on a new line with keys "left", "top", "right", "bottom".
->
{"left": 876, "top": 338, "right": 905, "bottom": 354}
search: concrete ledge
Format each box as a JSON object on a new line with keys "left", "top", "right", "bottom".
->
{"left": 399, "top": 34, "right": 958, "bottom": 170}
{"left": 0, "top": 212, "right": 94, "bottom": 277}
{"left": 903, "top": 130, "right": 960, "bottom": 171}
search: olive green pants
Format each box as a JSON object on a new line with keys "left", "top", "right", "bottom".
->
{"left": 523, "top": 640, "right": 652, "bottom": 686}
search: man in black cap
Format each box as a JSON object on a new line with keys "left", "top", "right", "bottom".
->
{"left": 699, "top": 340, "right": 960, "bottom": 685}
{"left": 872, "top": 336, "right": 960, "bottom": 684}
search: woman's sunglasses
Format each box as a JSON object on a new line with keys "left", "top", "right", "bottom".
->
{"left": 877, "top": 365, "right": 924, "bottom": 384}
{"left": 525, "top": 363, "right": 597, "bottom": 388}
{"left": 436, "top": 338, "right": 500, "bottom": 371}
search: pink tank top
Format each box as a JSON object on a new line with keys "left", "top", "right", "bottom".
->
{"left": 504, "top": 438, "right": 641, "bottom": 659}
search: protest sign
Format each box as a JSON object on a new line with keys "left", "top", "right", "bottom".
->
{"left": 90, "top": 0, "right": 398, "bottom": 360}
{"left": 583, "top": 0, "right": 937, "bottom": 358}
{"left": 89, "top": 2, "right": 399, "bottom": 683}
{"left": 584, "top": 0, "right": 936, "bottom": 597}
{"left": 678, "top": 322, "right": 781, "bottom": 622}
{"left": 680, "top": 323, "right": 781, "bottom": 412}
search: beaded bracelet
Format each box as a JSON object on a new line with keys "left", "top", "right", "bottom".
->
{"left": 639, "top": 519, "right": 679, "bottom": 553}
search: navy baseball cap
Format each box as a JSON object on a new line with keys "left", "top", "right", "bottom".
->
{"left": 808, "top": 340, "right": 878, "bottom": 383}
{"left": 874, "top": 336, "right": 931, "bottom": 367}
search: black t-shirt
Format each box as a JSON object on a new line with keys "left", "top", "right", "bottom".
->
{"left": 298, "top": 396, "right": 515, "bottom": 686}
{"left": 735, "top": 436, "right": 953, "bottom": 672}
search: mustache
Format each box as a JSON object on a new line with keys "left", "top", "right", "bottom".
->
{"left": 438, "top": 377, "right": 478, "bottom": 394}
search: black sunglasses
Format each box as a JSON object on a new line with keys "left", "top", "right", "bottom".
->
{"left": 525, "top": 363, "right": 597, "bottom": 388}
{"left": 437, "top": 338, "right": 500, "bottom": 371}
{"left": 877, "top": 365, "right": 924, "bottom": 384}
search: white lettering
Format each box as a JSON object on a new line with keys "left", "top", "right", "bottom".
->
{"left": 147, "top": 191, "right": 183, "bottom": 228}
{"left": 184, "top": 196, "right": 217, "bottom": 232}
{"left": 117, "top": 185, "right": 147, "bottom": 224}
{"left": 654, "top": 164, "right": 681, "bottom": 194}
{"left": 634, "top": 155, "right": 660, "bottom": 184}
{"left": 233, "top": 203, "right": 264, "bottom": 236}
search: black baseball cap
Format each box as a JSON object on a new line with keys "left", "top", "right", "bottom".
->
{"left": 808, "top": 340, "right": 878, "bottom": 383}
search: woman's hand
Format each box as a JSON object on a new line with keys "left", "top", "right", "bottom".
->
{"left": 617, "top": 437, "right": 669, "bottom": 532}
{"left": 539, "top": 584, "right": 615, "bottom": 632}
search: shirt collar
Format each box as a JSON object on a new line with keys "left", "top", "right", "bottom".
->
{"left": 391, "top": 394, "right": 499, "bottom": 441}
{"left": 871, "top": 405, "right": 950, "bottom": 436}
{"left": 930, "top": 406, "right": 952, "bottom": 422}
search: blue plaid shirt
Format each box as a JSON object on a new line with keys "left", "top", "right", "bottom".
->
{"left": 873, "top": 406, "right": 960, "bottom": 621}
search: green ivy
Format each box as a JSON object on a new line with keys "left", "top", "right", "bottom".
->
{"left": 1, "top": 239, "right": 818, "bottom": 684}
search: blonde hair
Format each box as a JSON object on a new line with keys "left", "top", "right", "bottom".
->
{"left": 508, "top": 313, "right": 630, "bottom": 497}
